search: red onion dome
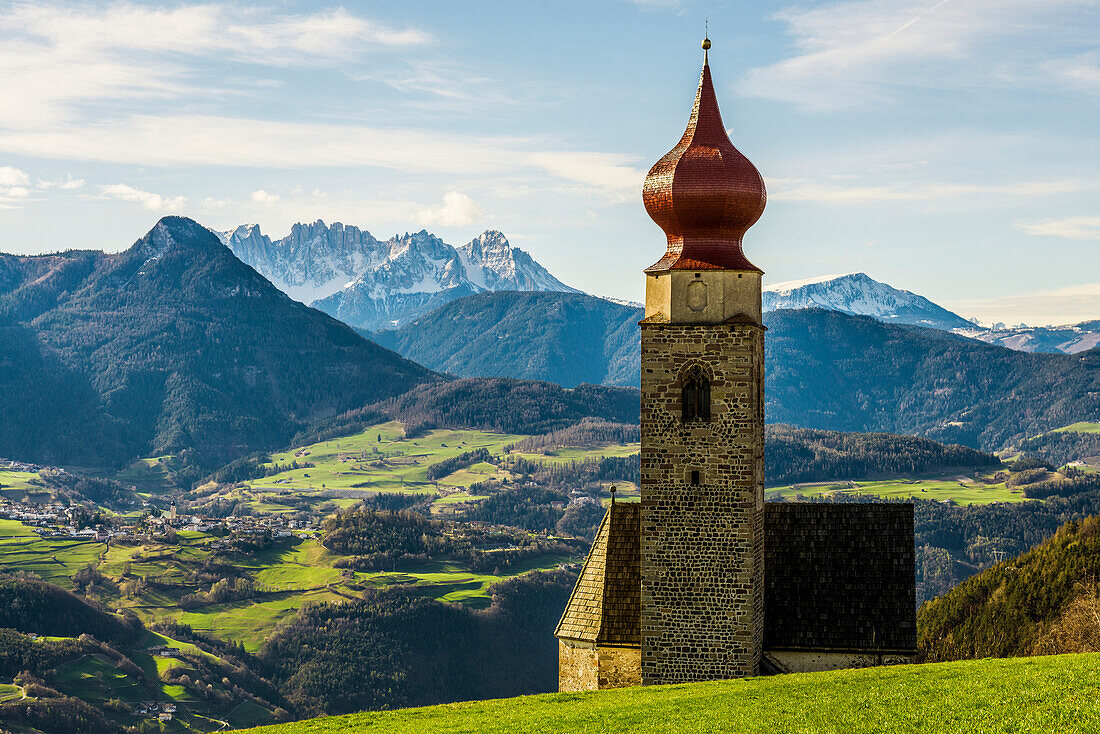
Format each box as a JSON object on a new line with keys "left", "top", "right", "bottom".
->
{"left": 642, "top": 54, "right": 766, "bottom": 273}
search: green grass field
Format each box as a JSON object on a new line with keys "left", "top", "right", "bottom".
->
{"left": 245, "top": 421, "right": 526, "bottom": 493}
{"left": 0, "top": 683, "right": 23, "bottom": 703}
{"left": 767, "top": 473, "right": 1026, "bottom": 505}
{"left": 43, "top": 628, "right": 280, "bottom": 730}
{"left": 0, "top": 533, "right": 105, "bottom": 587}
{"left": 247, "top": 654, "right": 1100, "bottom": 734}
{"left": 0, "top": 469, "right": 45, "bottom": 501}
{"left": 114, "top": 455, "right": 181, "bottom": 493}
{"left": 1055, "top": 422, "right": 1100, "bottom": 434}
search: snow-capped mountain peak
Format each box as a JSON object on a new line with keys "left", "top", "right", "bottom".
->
{"left": 219, "top": 221, "right": 577, "bottom": 330}
{"left": 762, "top": 271, "right": 1100, "bottom": 354}
{"left": 458, "top": 230, "right": 578, "bottom": 294}
{"left": 763, "top": 272, "right": 975, "bottom": 331}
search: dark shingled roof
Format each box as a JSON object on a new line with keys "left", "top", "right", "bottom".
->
{"left": 555, "top": 501, "right": 914, "bottom": 654}
{"left": 764, "top": 502, "right": 916, "bottom": 653}
{"left": 555, "top": 502, "right": 640, "bottom": 645}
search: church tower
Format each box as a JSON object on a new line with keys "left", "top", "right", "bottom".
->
{"left": 556, "top": 39, "right": 916, "bottom": 693}
{"left": 639, "top": 38, "right": 767, "bottom": 684}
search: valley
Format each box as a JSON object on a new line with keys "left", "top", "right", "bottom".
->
{"left": 1, "top": 218, "right": 1098, "bottom": 731}
{"left": 1, "top": 0, "right": 1096, "bottom": 725}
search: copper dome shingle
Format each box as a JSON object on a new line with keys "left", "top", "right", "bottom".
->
{"left": 642, "top": 58, "right": 766, "bottom": 273}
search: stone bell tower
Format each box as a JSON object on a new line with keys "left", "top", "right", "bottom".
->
{"left": 639, "top": 38, "right": 767, "bottom": 684}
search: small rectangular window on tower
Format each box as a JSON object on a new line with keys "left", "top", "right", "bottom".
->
{"left": 690, "top": 470, "right": 700, "bottom": 485}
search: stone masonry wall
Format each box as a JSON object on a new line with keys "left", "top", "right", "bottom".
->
{"left": 558, "top": 640, "right": 598, "bottom": 692}
{"left": 640, "top": 321, "right": 765, "bottom": 684}
{"left": 597, "top": 645, "right": 642, "bottom": 689}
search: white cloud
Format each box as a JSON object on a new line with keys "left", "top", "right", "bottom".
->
{"left": 1015, "top": 216, "right": 1100, "bottom": 240}
{"left": 620, "top": 0, "right": 683, "bottom": 10}
{"left": 0, "top": 3, "right": 428, "bottom": 128}
{"left": 37, "top": 174, "right": 84, "bottom": 189}
{"left": 99, "top": 183, "right": 186, "bottom": 212}
{"left": 526, "top": 152, "right": 646, "bottom": 197}
{"left": 0, "top": 3, "right": 640, "bottom": 206}
{"left": 0, "top": 167, "right": 32, "bottom": 205}
{"left": 769, "top": 178, "right": 1084, "bottom": 204}
{"left": 250, "top": 190, "right": 280, "bottom": 205}
{"left": 740, "top": 0, "right": 1098, "bottom": 110}
{"left": 417, "top": 191, "right": 485, "bottom": 227}
{"left": 951, "top": 282, "right": 1100, "bottom": 327}
{"left": 1045, "top": 51, "right": 1100, "bottom": 92}
{"left": 0, "top": 114, "right": 528, "bottom": 174}
{"left": 0, "top": 166, "right": 30, "bottom": 186}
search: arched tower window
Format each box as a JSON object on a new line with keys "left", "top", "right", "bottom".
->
{"left": 681, "top": 365, "right": 711, "bottom": 421}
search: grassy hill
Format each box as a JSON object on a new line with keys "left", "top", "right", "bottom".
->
{"left": 199, "top": 420, "right": 639, "bottom": 517}
{"left": 244, "top": 654, "right": 1100, "bottom": 734}
{"left": 1014, "top": 422, "right": 1100, "bottom": 469}
{"left": 0, "top": 574, "right": 284, "bottom": 732}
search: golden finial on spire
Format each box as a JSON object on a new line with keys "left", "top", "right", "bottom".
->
{"left": 702, "top": 18, "right": 711, "bottom": 64}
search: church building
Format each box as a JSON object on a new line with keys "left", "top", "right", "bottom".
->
{"left": 555, "top": 40, "right": 917, "bottom": 691}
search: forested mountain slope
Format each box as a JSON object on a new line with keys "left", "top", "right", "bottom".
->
{"left": 370, "top": 291, "right": 642, "bottom": 387}
{"left": 368, "top": 299, "right": 1100, "bottom": 451}
{"left": 765, "top": 309, "right": 1100, "bottom": 450}
{"left": 0, "top": 217, "right": 434, "bottom": 469}
{"left": 293, "top": 378, "right": 642, "bottom": 446}
{"left": 765, "top": 425, "right": 999, "bottom": 485}
{"left": 918, "top": 516, "right": 1100, "bottom": 662}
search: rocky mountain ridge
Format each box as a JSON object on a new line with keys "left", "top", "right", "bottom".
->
{"left": 216, "top": 221, "right": 577, "bottom": 330}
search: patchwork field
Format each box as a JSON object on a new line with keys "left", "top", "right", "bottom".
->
{"left": 767, "top": 473, "right": 1026, "bottom": 505}
{"left": 40, "top": 626, "right": 282, "bottom": 730}
{"left": 0, "top": 525, "right": 571, "bottom": 652}
{"left": 247, "top": 654, "right": 1100, "bottom": 734}
{"left": 207, "top": 421, "right": 639, "bottom": 516}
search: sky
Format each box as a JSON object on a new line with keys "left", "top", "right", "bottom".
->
{"left": 0, "top": 0, "right": 1098, "bottom": 326}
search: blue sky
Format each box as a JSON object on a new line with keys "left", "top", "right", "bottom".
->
{"left": 0, "top": 0, "right": 1098, "bottom": 325}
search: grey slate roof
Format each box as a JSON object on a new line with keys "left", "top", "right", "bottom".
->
{"left": 764, "top": 502, "right": 916, "bottom": 653}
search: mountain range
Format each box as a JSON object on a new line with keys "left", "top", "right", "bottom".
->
{"left": 0, "top": 217, "right": 434, "bottom": 469}
{"left": 4, "top": 215, "right": 1099, "bottom": 471}
{"left": 762, "top": 272, "right": 1100, "bottom": 355}
{"left": 366, "top": 287, "right": 1100, "bottom": 450}
{"left": 219, "top": 219, "right": 1099, "bottom": 356}
{"left": 218, "top": 222, "right": 577, "bottom": 330}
